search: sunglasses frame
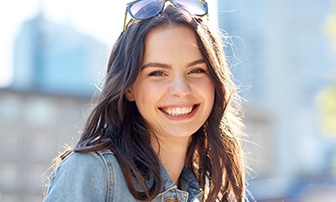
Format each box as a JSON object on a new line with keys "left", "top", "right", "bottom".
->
{"left": 123, "top": 0, "right": 208, "bottom": 31}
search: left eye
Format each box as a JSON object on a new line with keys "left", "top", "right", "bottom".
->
{"left": 189, "top": 68, "right": 206, "bottom": 74}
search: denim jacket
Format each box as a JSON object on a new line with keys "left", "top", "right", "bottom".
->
{"left": 44, "top": 150, "right": 202, "bottom": 202}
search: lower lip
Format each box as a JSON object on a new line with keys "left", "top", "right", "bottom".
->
{"left": 160, "top": 104, "right": 200, "bottom": 121}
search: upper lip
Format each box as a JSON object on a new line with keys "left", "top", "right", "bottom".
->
{"left": 158, "top": 103, "right": 198, "bottom": 109}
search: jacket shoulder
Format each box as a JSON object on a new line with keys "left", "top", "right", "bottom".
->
{"left": 44, "top": 150, "right": 117, "bottom": 201}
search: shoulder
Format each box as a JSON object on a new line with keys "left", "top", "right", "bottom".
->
{"left": 61, "top": 149, "right": 115, "bottom": 170}
{"left": 51, "top": 149, "right": 117, "bottom": 183}
{"left": 44, "top": 150, "right": 119, "bottom": 201}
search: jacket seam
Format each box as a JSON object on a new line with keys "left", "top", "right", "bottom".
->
{"left": 96, "top": 150, "right": 115, "bottom": 202}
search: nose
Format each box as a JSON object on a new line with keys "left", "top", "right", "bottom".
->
{"left": 169, "top": 75, "right": 192, "bottom": 98}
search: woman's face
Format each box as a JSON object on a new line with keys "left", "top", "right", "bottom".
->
{"left": 126, "top": 25, "right": 215, "bottom": 141}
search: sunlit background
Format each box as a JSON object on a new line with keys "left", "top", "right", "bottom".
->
{"left": 0, "top": 0, "right": 336, "bottom": 201}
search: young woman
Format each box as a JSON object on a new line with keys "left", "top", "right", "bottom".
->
{"left": 44, "top": 0, "right": 249, "bottom": 201}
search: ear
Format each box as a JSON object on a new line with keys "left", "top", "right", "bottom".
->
{"left": 125, "top": 88, "right": 135, "bottom": 102}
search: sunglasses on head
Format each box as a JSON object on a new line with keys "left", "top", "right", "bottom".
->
{"left": 123, "top": 0, "right": 209, "bottom": 31}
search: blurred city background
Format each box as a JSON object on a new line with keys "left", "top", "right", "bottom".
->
{"left": 0, "top": 0, "right": 336, "bottom": 201}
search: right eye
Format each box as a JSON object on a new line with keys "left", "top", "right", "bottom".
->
{"left": 149, "top": 71, "right": 166, "bottom": 76}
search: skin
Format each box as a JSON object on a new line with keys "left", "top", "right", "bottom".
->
{"left": 126, "top": 24, "right": 215, "bottom": 184}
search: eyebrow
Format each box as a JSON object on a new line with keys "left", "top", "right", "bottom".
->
{"left": 141, "top": 62, "right": 171, "bottom": 70}
{"left": 141, "top": 58, "right": 205, "bottom": 70}
{"left": 186, "top": 59, "right": 206, "bottom": 67}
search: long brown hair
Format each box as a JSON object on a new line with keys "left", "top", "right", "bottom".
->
{"left": 59, "top": 6, "right": 247, "bottom": 202}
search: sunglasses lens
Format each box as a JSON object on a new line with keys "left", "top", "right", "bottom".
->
{"left": 174, "top": 0, "right": 207, "bottom": 16}
{"left": 130, "top": 0, "right": 165, "bottom": 19}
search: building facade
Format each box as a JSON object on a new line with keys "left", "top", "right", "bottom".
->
{"left": 217, "top": 0, "right": 336, "bottom": 201}
{"left": 0, "top": 14, "right": 106, "bottom": 202}
{"left": 12, "top": 13, "right": 108, "bottom": 96}
{"left": 0, "top": 89, "right": 90, "bottom": 201}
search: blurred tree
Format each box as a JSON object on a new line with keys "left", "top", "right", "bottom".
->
{"left": 319, "top": 1, "right": 336, "bottom": 138}
{"left": 317, "top": 85, "right": 336, "bottom": 137}
{"left": 325, "top": 0, "right": 336, "bottom": 51}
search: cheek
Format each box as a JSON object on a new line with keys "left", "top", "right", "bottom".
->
{"left": 199, "top": 78, "right": 215, "bottom": 97}
{"left": 133, "top": 82, "right": 162, "bottom": 107}
{"left": 207, "top": 85, "right": 215, "bottom": 105}
{"left": 202, "top": 80, "right": 215, "bottom": 109}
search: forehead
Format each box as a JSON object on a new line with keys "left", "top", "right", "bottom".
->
{"left": 145, "top": 24, "right": 196, "bottom": 41}
{"left": 143, "top": 24, "right": 202, "bottom": 61}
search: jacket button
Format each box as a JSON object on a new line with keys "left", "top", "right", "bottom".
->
{"left": 166, "top": 200, "right": 180, "bottom": 202}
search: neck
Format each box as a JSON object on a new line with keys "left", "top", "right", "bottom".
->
{"left": 151, "top": 136, "right": 190, "bottom": 185}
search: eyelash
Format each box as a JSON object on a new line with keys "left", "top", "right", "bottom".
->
{"left": 148, "top": 68, "right": 207, "bottom": 77}
{"left": 149, "top": 71, "right": 165, "bottom": 76}
{"left": 189, "top": 68, "right": 206, "bottom": 74}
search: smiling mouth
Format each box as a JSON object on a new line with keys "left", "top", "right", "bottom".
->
{"left": 159, "top": 104, "right": 198, "bottom": 116}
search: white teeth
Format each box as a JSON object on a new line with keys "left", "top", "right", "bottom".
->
{"left": 163, "top": 106, "right": 193, "bottom": 116}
